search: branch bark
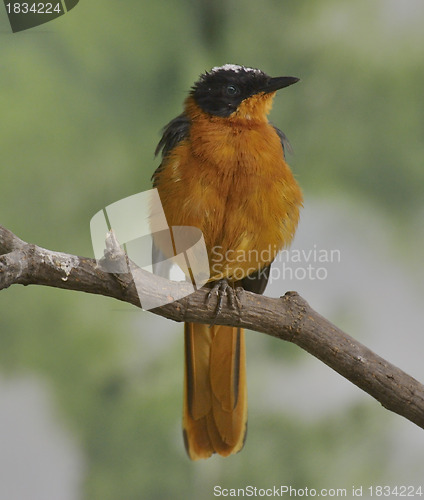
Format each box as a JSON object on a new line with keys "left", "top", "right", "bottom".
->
{"left": 1, "top": 223, "right": 424, "bottom": 430}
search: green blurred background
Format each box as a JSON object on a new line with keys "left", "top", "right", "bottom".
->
{"left": 1, "top": 0, "right": 424, "bottom": 498}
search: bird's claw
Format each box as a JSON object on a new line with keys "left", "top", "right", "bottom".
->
{"left": 206, "top": 279, "right": 242, "bottom": 323}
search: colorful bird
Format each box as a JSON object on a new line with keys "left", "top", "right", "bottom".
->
{"left": 153, "top": 64, "right": 302, "bottom": 459}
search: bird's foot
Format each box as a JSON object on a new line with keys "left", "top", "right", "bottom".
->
{"left": 206, "top": 279, "right": 242, "bottom": 322}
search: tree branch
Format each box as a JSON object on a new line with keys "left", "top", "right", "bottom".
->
{"left": 1, "top": 224, "right": 424, "bottom": 430}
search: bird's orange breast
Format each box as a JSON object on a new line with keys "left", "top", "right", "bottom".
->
{"left": 154, "top": 100, "right": 302, "bottom": 282}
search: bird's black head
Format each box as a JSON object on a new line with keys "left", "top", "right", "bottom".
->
{"left": 190, "top": 64, "right": 299, "bottom": 118}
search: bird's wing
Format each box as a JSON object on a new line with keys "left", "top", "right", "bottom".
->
{"left": 151, "top": 113, "right": 191, "bottom": 277}
{"left": 152, "top": 113, "right": 191, "bottom": 186}
{"left": 272, "top": 125, "right": 293, "bottom": 156}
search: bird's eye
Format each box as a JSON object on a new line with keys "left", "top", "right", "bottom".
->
{"left": 226, "top": 84, "right": 240, "bottom": 96}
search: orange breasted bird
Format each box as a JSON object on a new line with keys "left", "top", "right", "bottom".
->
{"left": 152, "top": 64, "right": 303, "bottom": 460}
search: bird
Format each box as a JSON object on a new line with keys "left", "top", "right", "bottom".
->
{"left": 152, "top": 64, "right": 303, "bottom": 460}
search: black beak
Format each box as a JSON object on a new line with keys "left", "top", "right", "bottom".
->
{"left": 261, "top": 76, "right": 300, "bottom": 94}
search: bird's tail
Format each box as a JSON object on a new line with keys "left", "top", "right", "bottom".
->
{"left": 183, "top": 322, "right": 248, "bottom": 460}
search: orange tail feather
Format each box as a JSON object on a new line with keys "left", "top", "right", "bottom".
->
{"left": 183, "top": 322, "right": 247, "bottom": 460}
